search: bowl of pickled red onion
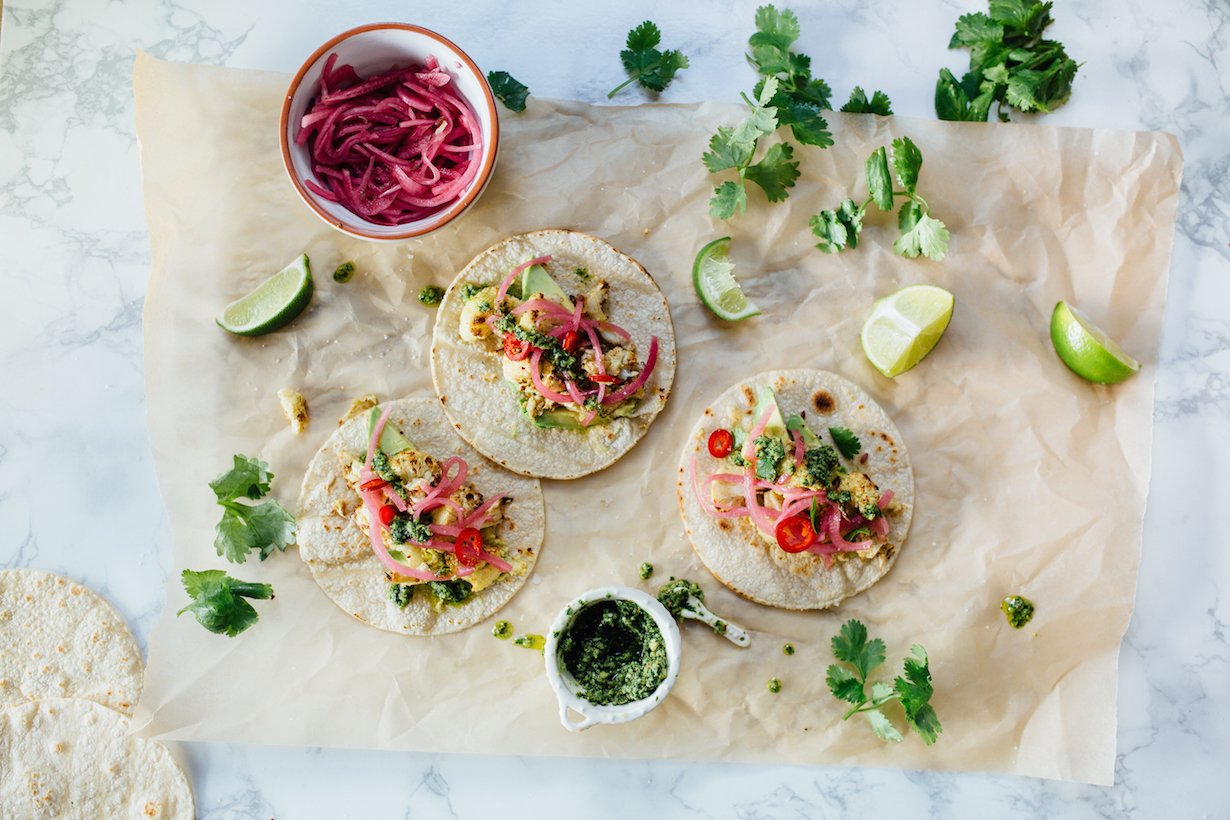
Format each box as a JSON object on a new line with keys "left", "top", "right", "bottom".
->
{"left": 280, "top": 23, "right": 499, "bottom": 242}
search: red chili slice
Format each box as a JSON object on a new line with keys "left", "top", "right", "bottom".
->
{"left": 360, "top": 478, "right": 389, "bottom": 492}
{"left": 379, "top": 504, "right": 397, "bottom": 526}
{"left": 707, "top": 429, "right": 735, "bottom": 458}
{"left": 504, "top": 333, "right": 530, "bottom": 361}
{"left": 589, "top": 373, "right": 619, "bottom": 384}
{"left": 455, "top": 527, "right": 483, "bottom": 567}
{"left": 562, "top": 330, "right": 579, "bottom": 353}
{"left": 775, "top": 515, "right": 816, "bottom": 553}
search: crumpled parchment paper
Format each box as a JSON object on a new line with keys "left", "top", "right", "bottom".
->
{"left": 131, "top": 52, "right": 1181, "bottom": 784}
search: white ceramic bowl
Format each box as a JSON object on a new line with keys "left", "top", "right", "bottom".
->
{"left": 279, "top": 23, "right": 499, "bottom": 242}
{"left": 544, "top": 586, "right": 682, "bottom": 732}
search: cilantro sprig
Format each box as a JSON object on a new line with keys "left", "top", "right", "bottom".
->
{"left": 826, "top": 619, "right": 942, "bottom": 745}
{"left": 178, "top": 569, "right": 274, "bottom": 637}
{"left": 810, "top": 136, "right": 950, "bottom": 261}
{"left": 705, "top": 5, "right": 891, "bottom": 220}
{"left": 828, "top": 426, "right": 862, "bottom": 460}
{"left": 608, "top": 21, "right": 689, "bottom": 98}
{"left": 209, "top": 454, "right": 296, "bottom": 564}
{"left": 703, "top": 78, "right": 800, "bottom": 219}
{"left": 935, "top": 0, "right": 1079, "bottom": 122}
{"left": 487, "top": 71, "right": 530, "bottom": 113}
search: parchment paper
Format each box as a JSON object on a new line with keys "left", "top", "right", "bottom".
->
{"left": 131, "top": 52, "right": 1181, "bottom": 785}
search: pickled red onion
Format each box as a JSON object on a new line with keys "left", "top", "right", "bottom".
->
{"left": 602, "top": 336, "right": 658, "bottom": 405}
{"left": 529, "top": 350, "right": 573, "bottom": 404}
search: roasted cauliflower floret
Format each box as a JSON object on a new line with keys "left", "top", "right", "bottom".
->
{"left": 583, "top": 279, "right": 610, "bottom": 322}
{"left": 459, "top": 286, "right": 500, "bottom": 342}
{"left": 837, "top": 471, "right": 881, "bottom": 518}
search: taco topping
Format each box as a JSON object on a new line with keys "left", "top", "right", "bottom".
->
{"left": 347, "top": 406, "right": 518, "bottom": 598}
{"left": 458, "top": 257, "right": 659, "bottom": 428}
{"left": 690, "top": 385, "right": 897, "bottom": 567}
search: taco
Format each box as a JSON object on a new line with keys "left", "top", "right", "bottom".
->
{"left": 297, "top": 397, "right": 544, "bottom": 635}
{"left": 431, "top": 229, "right": 676, "bottom": 479}
{"left": 677, "top": 370, "right": 914, "bottom": 610}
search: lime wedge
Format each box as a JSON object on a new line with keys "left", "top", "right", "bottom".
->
{"left": 1049, "top": 301, "right": 1140, "bottom": 384}
{"left": 692, "top": 236, "right": 760, "bottom": 321}
{"left": 216, "top": 254, "right": 313, "bottom": 336}
{"left": 860, "top": 284, "right": 954, "bottom": 378}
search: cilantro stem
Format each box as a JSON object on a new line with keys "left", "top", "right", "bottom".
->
{"left": 607, "top": 76, "right": 638, "bottom": 99}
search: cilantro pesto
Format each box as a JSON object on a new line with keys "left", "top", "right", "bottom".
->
{"left": 1001, "top": 595, "right": 1035, "bottom": 629}
{"left": 558, "top": 600, "right": 668, "bottom": 706}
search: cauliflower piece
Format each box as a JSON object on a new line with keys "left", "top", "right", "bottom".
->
{"left": 837, "top": 471, "right": 882, "bottom": 517}
{"left": 583, "top": 279, "right": 610, "bottom": 322}
{"left": 277, "top": 388, "right": 309, "bottom": 434}
{"left": 389, "top": 449, "right": 442, "bottom": 486}
{"left": 339, "top": 393, "right": 379, "bottom": 426}
{"left": 459, "top": 286, "right": 500, "bottom": 342}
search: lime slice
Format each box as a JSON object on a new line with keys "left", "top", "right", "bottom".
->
{"left": 860, "top": 284, "right": 954, "bottom": 378}
{"left": 216, "top": 254, "right": 313, "bottom": 336}
{"left": 1049, "top": 301, "right": 1140, "bottom": 384}
{"left": 692, "top": 236, "right": 760, "bottom": 321}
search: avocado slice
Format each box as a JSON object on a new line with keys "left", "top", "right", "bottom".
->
{"left": 520, "top": 264, "right": 574, "bottom": 310}
{"left": 532, "top": 409, "right": 585, "bottom": 430}
{"left": 752, "top": 385, "right": 788, "bottom": 439}
{"left": 366, "top": 406, "right": 417, "bottom": 454}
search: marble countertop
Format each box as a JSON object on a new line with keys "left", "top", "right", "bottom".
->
{"left": 1, "top": 0, "right": 1227, "bottom": 817}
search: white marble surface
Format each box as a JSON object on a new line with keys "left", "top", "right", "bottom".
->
{"left": 0, "top": 0, "right": 1227, "bottom": 817}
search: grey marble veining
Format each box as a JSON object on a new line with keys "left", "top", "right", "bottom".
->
{"left": 2, "top": 0, "right": 1228, "bottom": 817}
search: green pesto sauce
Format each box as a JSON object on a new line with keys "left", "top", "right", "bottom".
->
{"left": 492, "top": 620, "right": 513, "bottom": 640}
{"left": 1002, "top": 595, "right": 1035, "bottom": 629}
{"left": 332, "top": 261, "right": 355, "bottom": 283}
{"left": 418, "top": 285, "right": 445, "bottom": 306}
{"left": 513, "top": 633, "right": 545, "bottom": 652}
{"left": 782, "top": 643, "right": 795, "bottom": 656}
{"left": 639, "top": 562, "right": 654, "bottom": 580}
{"left": 768, "top": 677, "right": 782, "bottom": 694}
{"left": 559, "top": 600, "right": 668, "bottom": 707}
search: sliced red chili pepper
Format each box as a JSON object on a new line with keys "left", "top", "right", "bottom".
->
{"left": 562, "top": 330, "right": 579, "bottom": 353}
{"left": 379, "top": 504, "right": 397, "bottom": 526}
{"left": 707, "top": 428, "right": 735, "bottom": 458}
{"left": 504, "top": 333, "right": 531, "bottom": 361}
{"left": 455, "top": 527, "right": 483, "bottom": 567}
{"left": 775, "top": 515, "right": 816, "bottom": 553}
{"left": 589, "top": 373, "right": 619, "bottom": 384}
{"left": 360, "top": 478, "right": 389, "bottom": 492}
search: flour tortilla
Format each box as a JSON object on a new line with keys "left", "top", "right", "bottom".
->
{"left": 430, "top": 229, "right": 676, "bottom": 479}
{"left": 0, "top": 698, "right": 193, "bottom": 818}
{"left": 678, "top": 370, "right": 914, "bottom": 610}
{"left": 0, "top": 569, "right": 143, "bottom": 716}
{"left": 297, "top": 397, "right": 545, "bottom": 635}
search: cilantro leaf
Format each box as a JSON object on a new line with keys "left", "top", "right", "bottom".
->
{"left": 890, "top": 137, "right": 923, "bottom": 195}
{"left": 895, "top": 644, "right": 943, "bottom": 745}
{"left": 865, "top": 147, "right": 894, "bottom": 211}
{"left": 775, "top": 100, "right": 832, "bottom": 148}
{"left": 934, "top": 68, "right": 995, "bottom": 122}
{"left": 865, "top": 708, "right": 905, "bottom": 743}
{"left": 609, "top": 21, "right": 689, "bottom": 98}
{"left": 825, "top": 664, "right": 866, "bottom": 705}
{"left": 215, "top": 499, "right": 297, "bottom": 563}
{"left": 809, "top": 199, "right": 863, "bottom": 254}
{"left": 626, "top": 18, "right": 662, "bottom": 51}
{"left": 747, "top": 4, "right": 801, "bottom": 74}
{"left": 209, "top": 454, "right": 273, "bottom": 503}
{"left": 486, "top": 70, "right": 529, "bottom": 113}
{"left": 840, "top": 87, "right": 893, "bottom": 116}
{"left": 829, "top": 426, "right": 862, "bottom": 459}
{"left": 702, "top": 127, "right": 755, "bottom": 173}
{"left": 178, "top": 569, "right": 274, "bottom": 637}
{"left": 709, "top": 181, "right": 747, "bottom": 220}
{"left": 830, "top": 618, "right": 885, "bottom": 680}
{"left": 743, "top": 142, "right": 799, "bottom": 202}
{"left": 894, "top": 212, "right": 950, "bottom": 261}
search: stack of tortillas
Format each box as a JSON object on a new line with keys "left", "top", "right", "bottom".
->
{"left": 0, "top": 568, "right": 193, "bottom": 818}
